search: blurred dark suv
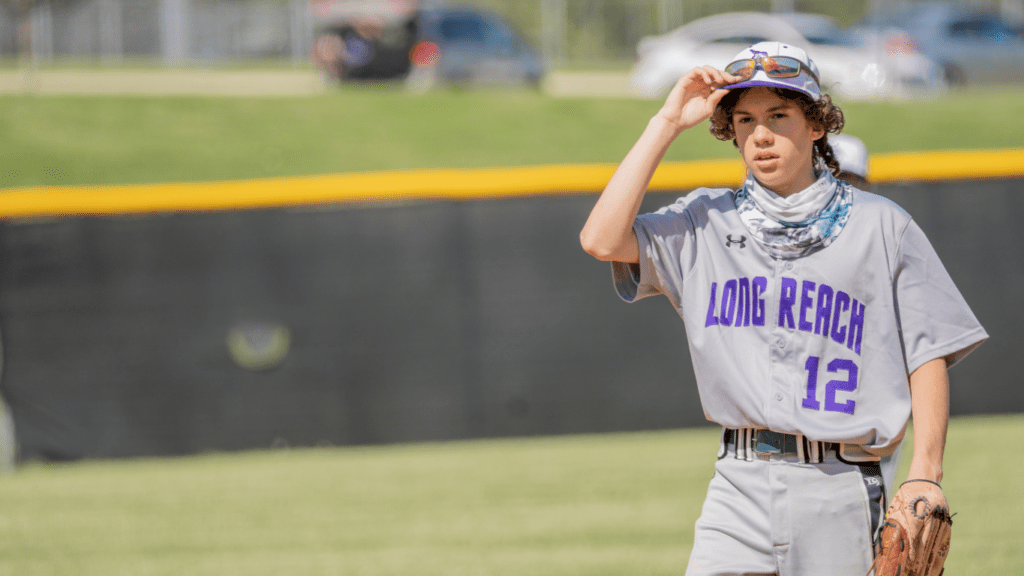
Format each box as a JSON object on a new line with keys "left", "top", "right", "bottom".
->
{"left": 312, "top": 2, "right": 544, "bottom": 86}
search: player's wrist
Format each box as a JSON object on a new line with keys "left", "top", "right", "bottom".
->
{"left": 906, "top": 462, "right": 944, "bottom": 485}
{"left": 649, "top": 114, "right": 685, "bottom": 137}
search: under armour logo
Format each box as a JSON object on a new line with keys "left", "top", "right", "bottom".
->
{"left": 750, "top": 50, "right": 769, "bottom": 57}
{"left": 725, "top": 235, "right": 747, "bottom": 248}
{"left": 866, "top": 477, "right": 881, "bottom": 486}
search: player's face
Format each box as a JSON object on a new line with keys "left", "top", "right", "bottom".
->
{"left": 732, "top": 88, "right": 824, "bottom": 197}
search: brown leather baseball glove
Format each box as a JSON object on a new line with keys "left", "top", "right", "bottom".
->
{"left": 868, "top": 479, "right": 953, "bottom": 576}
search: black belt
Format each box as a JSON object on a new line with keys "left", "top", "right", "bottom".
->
{"left": 723, "top": 428, "right": 838, "bottom": 456}
{"left": 722, "top": 428, "right": 881, "bottom": 464}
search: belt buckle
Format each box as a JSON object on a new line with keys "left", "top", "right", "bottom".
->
{"left": 753, "top": 430, "right": 783, "bottom": 455}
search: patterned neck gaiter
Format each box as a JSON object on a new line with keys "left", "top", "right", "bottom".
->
{"left": 734, "top": 171, "right": 853, "bottom": 259}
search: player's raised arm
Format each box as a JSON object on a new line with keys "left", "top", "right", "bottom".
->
{"left": 579, "top": 66, "right": 738, "bottom": 263}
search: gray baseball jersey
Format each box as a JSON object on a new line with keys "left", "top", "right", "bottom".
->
{"left": 612, "top": 187, "right": 987, "bottom": 455}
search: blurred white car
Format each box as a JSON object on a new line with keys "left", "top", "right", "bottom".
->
{"left": 783, "top": 12, "right": 950, "bottom": 96}
{"left": 859, "top": 2, "right": 1024, "bottom": 85}
{"left": 631, "top": 12, "right": 947, "bottom": 100}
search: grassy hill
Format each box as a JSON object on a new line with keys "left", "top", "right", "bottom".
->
{"left": 1, "top": 84, "right": 1022, "bottom": 189}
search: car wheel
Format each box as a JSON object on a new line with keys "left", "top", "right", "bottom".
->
{"left": 942, "top": 63, "right": 966, "bottom": 87}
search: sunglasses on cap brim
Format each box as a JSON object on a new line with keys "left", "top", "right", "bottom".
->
{"left": 725, "top": 55, "right": 819, "bottom": 84}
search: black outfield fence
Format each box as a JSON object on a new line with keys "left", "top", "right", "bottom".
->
{"left": 0, "top": 177, "right": 1020, "bottom": 461}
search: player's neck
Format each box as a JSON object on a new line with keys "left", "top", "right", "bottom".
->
{"left": 765, "top": 167, "right": 819, "bottom": 199}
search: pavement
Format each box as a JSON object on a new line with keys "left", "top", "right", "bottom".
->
{"left": 0, "top": 68, "right": 641, "bottom": 98}
{"left": 543, "top": 70, "right": 640, "bottom": 99}
{"left": 0, "top": 68, "right": 329, "bottom": 96}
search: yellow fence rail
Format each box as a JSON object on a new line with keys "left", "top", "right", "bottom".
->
{"left": 1, "top": 149, "right": 1021, "bottom": 219}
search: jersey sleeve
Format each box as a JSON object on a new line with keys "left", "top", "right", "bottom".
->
{"left": 611, "top": 198, "right": 698, "bottom": 307}
{"left": 893, "top": 219, "right": 988, "bottom": 373}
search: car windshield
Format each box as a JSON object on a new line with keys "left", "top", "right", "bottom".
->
{"left": 439, "top": 15, "right": 488, "bottom": 43}
{"left": 711, "top": 36, "right": 770, "bottom": 45}
{"left": 805, "top": 35, "right": 856, "bottom": 46}
{"left": 948, "top": 17, "right": 1015, "bottom": 40}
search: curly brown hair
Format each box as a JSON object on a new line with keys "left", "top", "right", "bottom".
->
{"left": 709, "top": 87, "right": 845, "bottom": 177}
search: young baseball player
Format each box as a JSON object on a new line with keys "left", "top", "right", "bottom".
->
{"left": 580, "top": 42, "right": 987, "bottom": 575}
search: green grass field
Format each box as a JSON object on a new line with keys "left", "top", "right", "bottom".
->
{"left": 1, "top": 414, "right": 1021, "bottom": 576}
{"left": 1, "top": 84, "right": 1023, "bottom": 189}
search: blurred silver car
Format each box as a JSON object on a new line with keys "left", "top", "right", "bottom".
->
{"left": 860, "top": 2, "right": 1024, "bottom": 85}
{"left": 310, "top": 0, "right": 543, "bottom": 87}
{"left": 412, "top": 6, "right": 544, "bottom": 87}
{"left": 630, "top": 12, "right": 946, "bottom": 100}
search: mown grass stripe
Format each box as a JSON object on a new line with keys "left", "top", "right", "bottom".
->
{"left": 1, "top": 149, "right": 1020, "bottom": 219}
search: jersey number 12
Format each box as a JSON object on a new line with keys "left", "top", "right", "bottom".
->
{"left": 802, "top": 356, "right": 858, "bottom": 415}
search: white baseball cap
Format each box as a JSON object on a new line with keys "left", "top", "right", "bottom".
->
{"left": 829, "top": 134, "right": 870, "bottom": 178}
{"left": 725, "top": 41, "right": 822, "bottom": 101}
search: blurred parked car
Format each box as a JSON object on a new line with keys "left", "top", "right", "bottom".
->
{"left": 630, "top": 12, "right": 946, "bottom": 100}
{"left": 860, "top": 2, "right": 1024, "bottom": 85}
{"left": 414, "top": 6, "right": 544, "bottom": 86}
{"left": 780, "top": 12, "right": 948, "bottom": 95}
{"left": 310, "top": 0, "right": 543, "bottom": 87}
{"left": 310, "top": 0, "right": 420, "bottom": 80}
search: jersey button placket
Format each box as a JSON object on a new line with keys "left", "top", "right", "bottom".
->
{"left": 773, "top": 339, "right": 789, "bottom": 408}
{"left": 767, "top": 259, "right": 796, "bottom": 427}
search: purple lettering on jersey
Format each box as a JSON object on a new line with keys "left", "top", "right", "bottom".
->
{"left": 802, "top": 356, "right": 822, "bottom": 410}
{"left": 705, "top": 282, "right": 720, "bottom": 327}
{"left": 720, "top": 279, "right": 738, "bottom": 326}
{"left": 752, "top": 277, "right": 767, "bottom": 326}
{"left": 778, "top": 277, "right": 797, "bottom": 329}
{"left": 799, "top": 280, "right": 816, "bottom": 332}
{"left": 831, "top": 290, "right": 851, "bottom": 345}
{"left": 848, "top": 299, "right": 865, "bottom": 355}
{"left": 737, "top": 276, "right": 753, "bottom": 325}
{"left": 814, "top": 284, "right": 834, "bottom": 336}
{"left": 824, "top": 358, "right": 858, "bottom": 415}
